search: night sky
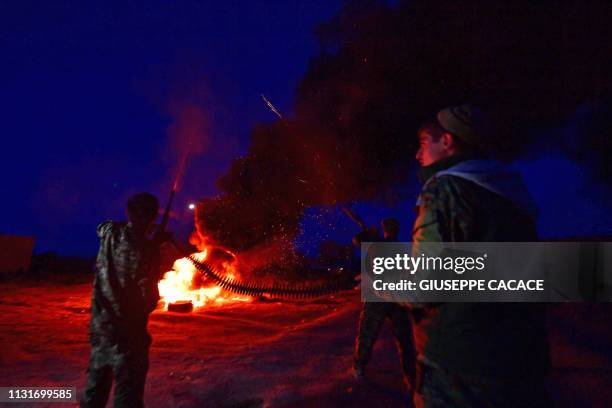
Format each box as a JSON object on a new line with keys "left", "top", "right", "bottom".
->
{"left": 2, "top": 1, "right": 612, "bottom": 257}
{"left": 1, "top": 1, "right": 342, "bottom": 255}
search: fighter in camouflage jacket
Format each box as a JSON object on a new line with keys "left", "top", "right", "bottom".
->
{"left": 82, "top": 193, "right": 163, "bottom": 408}
{"left": 410, "top": 106, "right": 550, "bottom": 407}
{"left": 412, "top": 155, "right": 549, "bottom": 378}
{"left": 89, "top": 220, "right": 161, "bottom": 341}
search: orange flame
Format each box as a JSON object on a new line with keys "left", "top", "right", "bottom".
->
{"left": 158, "top": 249, "right": 251, "bottom": 310}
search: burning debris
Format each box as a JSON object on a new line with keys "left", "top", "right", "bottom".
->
{"left": 158, "top": 247, "right": 355, "bottom": 313}
{"left": 158, "top": 248, "right": 251, "bottom": 311}
{"left": 157, "top": 230, "right": 356, "bottom": 313}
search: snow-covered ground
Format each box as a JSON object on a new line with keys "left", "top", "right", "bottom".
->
{"left": 0, "top": 282, "right": 610, "bottom": 407}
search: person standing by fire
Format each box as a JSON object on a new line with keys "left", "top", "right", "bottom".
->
{"left": 81, "top": 192, "right": 167, "bottom": 408}
{"left": 353, "top": 218, "right": 416, "bottom": 399}
{"left": 409, "top": 105, "right": 550, "bottom": 407}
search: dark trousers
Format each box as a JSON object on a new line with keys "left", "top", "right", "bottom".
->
{"left": 81, "top": 334, "right": 150, "bottom": 408}
{"left": 415, "top": 359, "right": 550, "bottom": 408}
{"left": 355, "top": 302, "right": 416, "bottom": 389}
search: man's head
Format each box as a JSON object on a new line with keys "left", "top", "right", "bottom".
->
{"left": 381, "top": 218, "right": 400, "bottom": 240}
{"left": 416, "top": 122, "right": 464, "bottom": 167}
{"left": 416, "top": 105, "right": 486, "bottom": 167}
{"left": 126, "top": 192, "right": 159, "bottom": 230}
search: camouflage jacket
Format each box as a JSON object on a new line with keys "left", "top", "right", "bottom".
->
{"left": 411, "top": 155, "right": 549, "bottom": 377}
{"left": 89, "top": 221, "right": 161, "bottom": 341}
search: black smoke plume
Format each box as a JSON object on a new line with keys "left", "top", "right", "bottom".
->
{"left": 198, "top": 0, "right": 612, "bottom": 250}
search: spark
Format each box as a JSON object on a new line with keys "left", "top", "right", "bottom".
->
{"left": 261, "top": 94, "right": 283, "bottom": 119}
{"left": 188, "top": 203, "right": 196, "bottom": 210}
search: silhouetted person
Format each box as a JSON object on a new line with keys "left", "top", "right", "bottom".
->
{"left": 81, "top": 192, "right": 166, "bottom": 408}
{"left": 354, "top": 218, "right": 416, "bottom": 399}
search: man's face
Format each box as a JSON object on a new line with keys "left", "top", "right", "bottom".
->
{"left": 415, "top": 130, "right": 450, "bottom": 167}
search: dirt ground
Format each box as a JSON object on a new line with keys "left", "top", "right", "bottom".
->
{"left": 0, "top": 282, "right": 610, "bottom": 407}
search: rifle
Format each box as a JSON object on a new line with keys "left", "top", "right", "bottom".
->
{"left": 342, "top": 206, "right": 380, "bottom": 245}
{"left": 341, "top": 206, "right": 367, "bottom": 231}
{"left": 154, "top": 145, "right": 189, "bottom": 244}
{"left": 154, "top": 187, "right": 175, "bottom": 242}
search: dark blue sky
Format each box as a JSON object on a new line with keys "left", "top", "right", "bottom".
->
{"left": 1, "top": 1, "right": 342, "bottom": 255}
{"left": 2, "top": 2, "right": 611, "bottom": 258}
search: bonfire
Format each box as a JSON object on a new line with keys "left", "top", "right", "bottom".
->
{"left": 158, "top": 247, "right": 251, "bottom": 311}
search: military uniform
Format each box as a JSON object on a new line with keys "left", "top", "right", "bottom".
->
{"left": 81, "top": 221, "right": 161, "bottom": 408}
{"left": 411, "top": 155, "right": 550, "bottom": 407}
{"left": 354, "top": 302, "right": 416, "bottom": 388}
{"left": 354, "top": 230, "right": 416, "bottom": 394}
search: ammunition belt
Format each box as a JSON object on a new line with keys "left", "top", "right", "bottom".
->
{"left": 188, "top": 255, "right": 353, "bottom": 299}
